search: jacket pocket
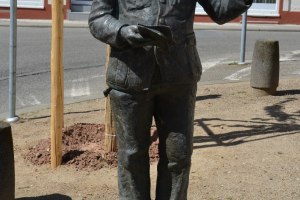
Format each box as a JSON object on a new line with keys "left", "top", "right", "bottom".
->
{"left": 188, "top": 45, "right": 202, "bottom": 79}
{"left": 186, "top": 33, "right": 202, "bottom": 79}
{"left": 107, "top": 57, "right": 128, "bottom": 87}
{"left": 123, "top": 0, "right": 151, "bottom": 11}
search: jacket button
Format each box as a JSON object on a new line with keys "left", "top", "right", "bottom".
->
{"left": 158, "top": 18, "right": 165, "bottom": 25}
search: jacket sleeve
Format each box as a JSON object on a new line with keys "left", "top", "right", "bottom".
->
{"left": 197, "top": 0, "right": 253, "bottom": 25}
{"left": 88, "top": 0, "right": 127, "bottom": 48}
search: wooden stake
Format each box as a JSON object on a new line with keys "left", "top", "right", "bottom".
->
{"left": 105, "top": 96, "right": 117, "bottom": 152}
{"left": 50, "top": 0, "right": 64, "bottom": 168}
{"left": 104, "top": 46, "right": 117, "bottom": 152}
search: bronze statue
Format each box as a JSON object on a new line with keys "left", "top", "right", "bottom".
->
{"left": 89, "top": 0, "right": 252, "bottom": 199}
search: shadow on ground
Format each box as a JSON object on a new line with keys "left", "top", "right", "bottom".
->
{"left": 17, "top": 194, "right": 72, "bottom": 200}
{"left": 194, "top": 96, "right": 300, "bottom": 149}
{"left": 19, "top": 109, "right": 103, "bottom": 121}
{"left": 196, "top": 94, "right": 222, "bottom": 101}
{"left": 275, "top": 89, "right": 300, "bottom": 96}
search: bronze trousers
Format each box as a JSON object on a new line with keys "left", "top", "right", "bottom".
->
{"left": 110, "top": 83, "right": 197, "bottom": 200}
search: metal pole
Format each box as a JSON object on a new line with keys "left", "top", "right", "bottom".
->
{"left": 6, "top": 0, "right": 19, "bottom": 123}
{"left": 239, "top": 11, "right": 247, "bottom": 65}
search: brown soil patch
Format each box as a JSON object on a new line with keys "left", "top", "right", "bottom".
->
{"left": 24, "top": 123, "right": 159, "bottom": 170}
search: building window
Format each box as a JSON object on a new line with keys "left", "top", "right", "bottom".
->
{"left": 0, "top": 0, "right": 44, "bottom": 9}
{"left": 249, "top": 0, "right": 279, "bottom": 16}
{"left": 196, "top": 0, "right": 279, "bottom": 17}
{"left": 283, "top": 0, "right": 300, "bottom": 11}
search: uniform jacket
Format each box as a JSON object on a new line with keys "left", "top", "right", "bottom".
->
{"left": 89, "top": 0, "right": 252, "bottom": 92}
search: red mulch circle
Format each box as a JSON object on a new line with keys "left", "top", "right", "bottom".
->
{"left": 24, "top": 123, "right": 159, "bottom": 170}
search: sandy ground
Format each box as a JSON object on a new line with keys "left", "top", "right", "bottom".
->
{"left": 9, "top": 79, "right": 300, "bottom": 200}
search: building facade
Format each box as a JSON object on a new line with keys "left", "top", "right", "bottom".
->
{"left": 0, "top": 0, "right": 70, "bottom": 19}
{"left": 0, "top": 0, "right": 299, "bottom": 24}
{"left": 195, "top": 0, "right": 300, "bottom": 24}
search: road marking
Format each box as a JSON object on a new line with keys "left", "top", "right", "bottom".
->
{"left": 17, "top": 96, "right": 26, "bottom": 106}
{"left": 291, "top": 50, "right": 300, "bottom": 55}
{"left": 66, "top": 74, "right": 103, "bottom": 83}
{"left": 29, "top": 95, "right": 41, "bottom": 105}
{"left": 69, "top": 81, "right": 91, "bottom": 97}
{"left": 202, "top": 58, "right": 226, "bottom": 72}
{"left": 292, "top": 69, "right": 300, "bottom": 75}
{"left": 224, "top": 67, "right": 251, "bottom": 81}
{"left": 17, "top": 95, "right": 41, "bottom": 106}
{"left": 281, "top": 50, "right": 300, "bottom": 61}
{"left": 66, "top": 75, "right": 100, "bottom": 97}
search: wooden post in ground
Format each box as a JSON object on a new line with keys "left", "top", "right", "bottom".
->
{"left": 104, "top": 46, "right": 117, "bottom": 152}
{"left": 50, "top": 0, "right": 64, "bottom": 168}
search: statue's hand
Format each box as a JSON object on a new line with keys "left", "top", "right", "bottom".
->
{"left": 120, "top": 25, "right": 153, "bottom": 47}
{"left": 170, "top": 0, "right": 181, "bottom": 6}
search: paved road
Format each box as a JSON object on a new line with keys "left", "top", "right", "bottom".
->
{"left": 0, "top": 26, "right": 299, "bottom": 116}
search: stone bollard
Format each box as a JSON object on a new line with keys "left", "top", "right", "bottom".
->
{"left": 251, "top": 40, "right": 280, "bottom": 96}
{"left": 0, "top": 122, "right": 15, "bottom": 200}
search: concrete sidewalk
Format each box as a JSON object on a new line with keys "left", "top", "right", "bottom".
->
{"left": 1, "top": 18, "right": 300, "bottom": 31}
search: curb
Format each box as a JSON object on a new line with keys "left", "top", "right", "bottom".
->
{"left": 194, "top": 23, "right": 300, "bottom": 32}
{"left": 0, "top": 19, "right": 88, "bottom": 28}
{"left": 1, "top": 19, "right": 300, "bottom": 31}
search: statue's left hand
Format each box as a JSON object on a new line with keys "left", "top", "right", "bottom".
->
{"left": 120, "top": 25, "right": 154, "bottom": 47}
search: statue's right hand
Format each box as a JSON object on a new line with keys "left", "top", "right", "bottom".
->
{"left": 120, "top": 25, "right": 153, "bottom": 47}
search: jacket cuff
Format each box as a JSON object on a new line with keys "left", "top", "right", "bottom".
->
{"left": 244, "top": 0, "right": 253, "bottom": 6}
{"left": 115, "top": 24, "right": 130, "bottom": 49}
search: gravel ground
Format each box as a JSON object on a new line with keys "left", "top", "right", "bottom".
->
{"left": 8, "top": 79, "right": 300, "bottom": 200}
